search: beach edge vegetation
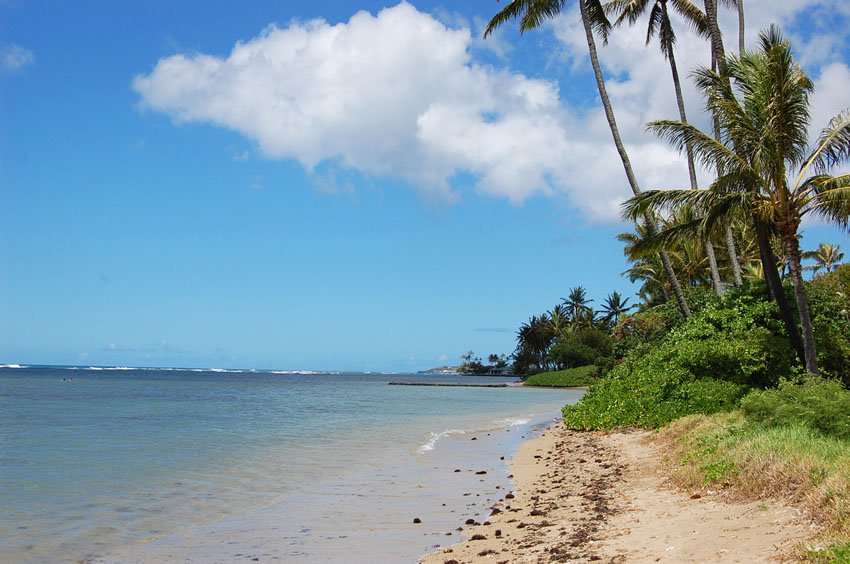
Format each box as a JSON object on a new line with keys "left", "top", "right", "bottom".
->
{"left": 523, "top": 366, "right": 597, "bottom": 387}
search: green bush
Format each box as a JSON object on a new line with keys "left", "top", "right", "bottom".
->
{"left": 524, "top": 365, "right": 597, "bottom": 387}
{"left": 562, "top": 350, "right": 748, "bottom": 428}
{"left": 807, "top": 264, "right": 850, "bottom": 384}
{"left": 563, "top": 292, "right": 796, "bottom": 429}
{"left": 741, "top": 377, "right": 850, "bottom": 441}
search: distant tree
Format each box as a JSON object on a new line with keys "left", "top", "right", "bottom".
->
{"left": 563, "top": 286, "right": 595, "bottom": 327}
{"left": 804, "top": 243, "right": 845, "bottom": 275}
{"left": 600, "top": 291, "right": 633, "bottom": 328}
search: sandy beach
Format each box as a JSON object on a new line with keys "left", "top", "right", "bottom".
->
{"left": 423, "top": 422, "right": 814, "bottom": 563}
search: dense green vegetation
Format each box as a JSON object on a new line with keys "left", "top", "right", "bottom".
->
{"left": 741, "top": 378, "right": 850, "bottom": 441}
{"left": 523, "top": 366, "right": 597, "bottom": 388}
{"left": 562, "top": 286, "right": 796, "bottom": 428}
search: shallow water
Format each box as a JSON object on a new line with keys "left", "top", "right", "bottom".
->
{"left": 0, "top": 367, "right": 581, "bottom": 562}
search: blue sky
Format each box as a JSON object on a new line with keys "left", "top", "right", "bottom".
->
{"left": 2, "top": 0, "right": 848, "bottom": 371}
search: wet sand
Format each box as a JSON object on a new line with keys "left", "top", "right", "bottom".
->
{"left": 423, "top": 422, "right": 813, "bottom": 563}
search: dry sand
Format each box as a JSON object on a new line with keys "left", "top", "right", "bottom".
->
{"left": 422, "top": 422, "right": 814, "bottom": 563}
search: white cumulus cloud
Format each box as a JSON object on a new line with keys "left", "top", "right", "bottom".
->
{"left": 134, "top": 3, "right": 591, "bottom": 209}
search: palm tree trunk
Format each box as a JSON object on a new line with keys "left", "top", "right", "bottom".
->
{"left": 706, "top": 0, "right": 745, "bottom": 289}
{"left": 755, "top": 220, "right": 806, "bottom": 366}
{"left": 666, "top": 32, "right": 724, "bottom": 296}
{"left": 579, "top": 0, "right": 691, "bottom": 318}
{"left": 725, "top": 224, "right": 744, "bottom": 285}
{"left": 737, "top": 0, "right": 746, "bottom": 55}
{"left": 783, "top": 231, "right": 819, "bottom": 374}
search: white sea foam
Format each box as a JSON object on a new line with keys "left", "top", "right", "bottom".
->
{"left": 419, "top": 429, "right": 466, "bottom": 452}
{"left": 418, "top": 415, "right": 535, "bottom": 453}
{"left": 0, "top": 364, "right": 24, "bottom": 369}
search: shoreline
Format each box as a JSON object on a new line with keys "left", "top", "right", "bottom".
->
{"left": 423, "top": 422, "right": 813, "bottom": 563}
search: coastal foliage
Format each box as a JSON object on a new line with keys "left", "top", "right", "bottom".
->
{"left": 562, "top": 287, "right": 798, "bottom": 429}
{"left": 523, "top": 366, "right": 598, "bottom": 388}
{"left": 807, "top": 264, "right": 850, "bottom": 385}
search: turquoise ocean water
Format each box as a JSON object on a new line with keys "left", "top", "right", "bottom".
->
{"left": 0, "top": 366, "right": 582, "bottom": 562}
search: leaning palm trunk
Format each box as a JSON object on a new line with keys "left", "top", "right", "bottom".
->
{"left": 666, "top": 26, "right": 724, "bottom": 295}
{"left": 724, "top": 0, "right": 748, "bottom": 288}
{"left": 754, "top": 219, "right": 806, "bottom": 366}
{"left": 704, "top": 0, "right": 745, "bottom": 288}
{"left": 579, "top": 0, "right": 691, "bottom": 317}
{"left": 783, "top": 231, "right": 818, "bottom": 374}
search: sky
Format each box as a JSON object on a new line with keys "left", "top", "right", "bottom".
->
{"left": 1, "top": 0, "right": 849, "bottom": 372}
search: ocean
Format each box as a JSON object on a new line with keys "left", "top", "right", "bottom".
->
{"left": 0, "top": 366, "right": 582, "bottom": 563}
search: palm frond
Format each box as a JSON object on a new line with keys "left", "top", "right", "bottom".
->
{"left": 484, "top": 0, "right": 567, "bottom": 38}
{"left": 800, "top": 109, "right": 850, "bottom": 178}
{"left": 647, "top": 120, "right": 748, "bottom": 174}
{"left": 670, "top": 0, "right": 708, "bottom": 38}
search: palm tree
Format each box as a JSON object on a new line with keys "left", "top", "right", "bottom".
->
{"left": 485, "top": 0, "right": 691, "bottom": 318}
{"left": 618, "top": 222, "right": 675, "bottom": 304}
{"left": 562, "top": 286, "right": 595, "bottom": 327}
{"left": 600, "top": 290, "right": 633, "bottom": 327}
{"left": 547, "top": 303, "right": 572, "bottom": 335}
{"left": 703, "top": 0, "right": 746, "bottom": 288}
{"left": 804, "top": 243, "right": 845, "bottom": 275}
{"left": 606, "top": 0, "right": 726, "bottom": 295}
{"left": 626, "top": 27, "right": 850, "bottom": 374}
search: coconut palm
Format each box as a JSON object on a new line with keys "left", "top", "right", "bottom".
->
{"left": 485, "top": 0, "right": 691, "bottom": 318}
{"left": 606, "top": 0, "right": 727, "bottom": 294}
{"left": 625, "top": 27, "right": 850, "bottom": 374}
{"left": 703, "top": 0, "right": 746, "bottom": 288}
{"left": 562, "top": 286, "right": 595, "bottom": 327}
{"left": 804, "top": 243, "right": 845, "bottom": 275}
{"left": 600, "top": 291, "right": 633, "bottom": 327}
{"left": 618, "top": 222, "right": 676, "bottom": 305}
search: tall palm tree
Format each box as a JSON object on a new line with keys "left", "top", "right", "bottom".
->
{"left": 562, "top": 286, "right": 595, "bottom": 327}
{"left": 600, "top": 290, "right": 633, "bottom": 327}
{"left": 606, "top": 0, "right": 726, "bottom": 295}
{"left": 804, "top": 243, "right": 845, "bottom": 275}
{"left": 626, "top": 27, "right": 850, "bottom": 374}
{"left": 485, "top": 0, "right": 691, "bottom": 318}
{"left": 703, "top": 0, "right": 746, "bottom": 288}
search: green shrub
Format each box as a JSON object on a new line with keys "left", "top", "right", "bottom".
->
{"left": 563, "top": 292, "right": 796, "bottom": 429}
{"left": 807, "top": 264, "right": 850, "bottom": 384}
{"left": 524, "top": 365, "right": 597, "bottom": 387}
{"left": 741, "top": 377, "right": 850, "bottom": 441}
{"left": 562, "top": 350, "right": 747, "bottom": 428}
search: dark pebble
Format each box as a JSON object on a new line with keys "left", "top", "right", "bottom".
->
{"left": 413, "top": 518, "right": 422, "bottom": 524}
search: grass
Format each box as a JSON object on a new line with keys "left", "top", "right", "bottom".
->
{"left": 523, "top": 365, "right": 597, "bottom": 387}
{"left": 659, "top": 412, "right": 850, "bottom": 559}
